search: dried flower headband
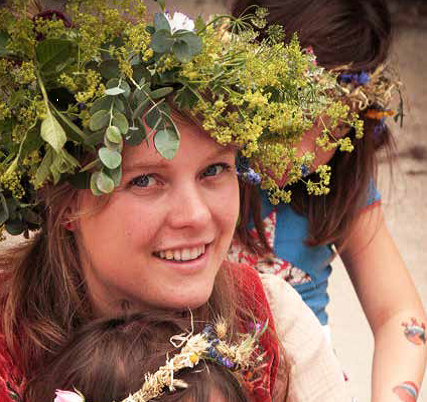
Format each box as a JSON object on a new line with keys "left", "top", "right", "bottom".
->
{"left": 53, "top": 317, "right": 268, "bottom": 402}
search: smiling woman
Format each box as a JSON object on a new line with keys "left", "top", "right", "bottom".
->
{"left": 74, "top": 120, "right": 239, "bottom": 314}
{"left": 0, "top": 0, "right": 354, "bottom": 401}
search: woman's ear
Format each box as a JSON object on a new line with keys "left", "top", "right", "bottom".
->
{"left": 62, "top": 205, "right": 78, "bottom": 232}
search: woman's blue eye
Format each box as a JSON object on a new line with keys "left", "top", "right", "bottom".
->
{"left": 202, "top": 164, "right": 226, "bottom": 177}
{"left": 130, "top": 175, "right": 156, "bottom": 188}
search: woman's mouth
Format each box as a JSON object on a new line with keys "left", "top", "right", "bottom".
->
{"left": 153, "top": 245, "right": 206, "bottom": 262}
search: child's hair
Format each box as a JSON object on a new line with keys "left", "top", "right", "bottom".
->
{"left": 25, "top": 312, "right": 250, "bottom": 402}
{"left": 233, "top": 0, "right": 396, "bottom": 250}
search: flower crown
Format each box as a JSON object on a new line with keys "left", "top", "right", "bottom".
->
{"left": 53, "top": 318, "right": 268, "bottom": 402}
{"left": 0, "top": 0, "right": 360, "bottom": 238}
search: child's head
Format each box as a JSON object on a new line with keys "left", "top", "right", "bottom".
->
{"left": 26, "top": 312, "right": 251, "bottom": 402}
{"left": 233, "top": 0, "right": 396, "bottom": 248}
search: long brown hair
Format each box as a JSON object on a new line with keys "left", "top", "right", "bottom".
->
{"left": 233, "top": 0, "right": 396, "bottom": 249}
{"left": 25, "top": 312, "right": 251, "bottom": 402}
{"left": 0, "top": 175, "right": 251, "bottom": 396}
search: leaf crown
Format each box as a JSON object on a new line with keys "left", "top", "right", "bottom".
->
{"left": 0, "top": 0, "right": 360, "bottom": 237}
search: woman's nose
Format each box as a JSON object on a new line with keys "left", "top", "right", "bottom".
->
{"left": 166, "top": 184, "right": 212, "bottom": 230}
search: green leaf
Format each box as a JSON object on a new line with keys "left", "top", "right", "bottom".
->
{"left": 151, "top": 30, "right": 174, "bottom": 54}
{"left": 179, "top": 32, "right": 202, "bottom": 57}
{"left": 36, "top": 39, "right": 74, "bottom": 75}
{"left": 90, "top": 96, "right": 114, "bottom": 116}
{"left": 84, "top": 130, "right": 105, "bottom": 147}
{"left": 41, "top": 113, "right": 67, "bottom": 153}
{"left": 154, "top": 13, "right": 171, "bottom": 32}
{"left": 172, "top": 40, "right": 190, "bottom": 63}
{"left": 89, "top": 110, "right": 110, "bottom": 131}
{"left": 0, "top": 193, "right": 9, "bottom": 225}
{"left": 106, "top": 166, "right": 122, "bottom": 186}
{"left": 34, "top": 148, "right": 54, "bottom": 187}
{"left": 99, "top": 59, "right": 120, "bottom": 79}
{"left": 90, "top": 172, "right": 103, "bottom": 196}
{"left": 145, "top": 107, "right": 162, "bottom": 129}
{"left": 154, "top": 128, "right": 180, "bottom": 160}
{"left": 106, "top": 126, "right": 122, "bottom": 143}
{"left": 20, "top": 126, "right": 44, "bottom": 160}
{"left": 106, "top": 79, "right": 131, "bottom": 98}
{"left": 125, "top": 126, "right": 146, "bottom": 146}
{"left": 105, "top": 86, "right": 125, "bottom": 96}
{"left": 96, "top": 170, "right": 115, "bottom": 193}
{"left": 98, "top": 147, "right": 122, "bottom": 169}
{"left": 0, "top": 30, "right": 12, "bottom": 57}
{"left": 150, "top": 87, "right": 174, "bottom": 99}
{"left": 112, "top": 112, "right": 129, "bottom": 135}
{"left": 132, "top": 65, "right": 151, "bottom": 84}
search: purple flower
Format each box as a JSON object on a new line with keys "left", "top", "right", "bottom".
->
{"left": 356, "top": 71, "right": 370, "bottom": 85}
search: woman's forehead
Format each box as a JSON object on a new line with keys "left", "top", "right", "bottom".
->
{"left": 121, "top": 124, "right": 235, "bottom": 170}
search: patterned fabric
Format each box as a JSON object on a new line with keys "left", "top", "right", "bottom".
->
{"left": 229, "top": 210, "right": 312, "bottom": 286}
{"left": 229, "top": 184, "right": 381, "bottom": 325}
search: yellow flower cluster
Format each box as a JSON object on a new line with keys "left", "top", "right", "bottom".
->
{"left": 306, "top": 165, "right": 331, "bottom": 196}
{"left": 11, "top": 61, "right": 36, "bottom": 85}
{"left": 1, "top": 171, "right": 25, "bottom": 199}
{"left": 0, "top": 102, "right": 11, "bottom": 121}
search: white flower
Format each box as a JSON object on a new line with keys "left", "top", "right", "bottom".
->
{"left": 54, "top": 390, "right": 85, "bottom": 402}
{"left": 164, "top": 12, "right": 195, "bottom": 33}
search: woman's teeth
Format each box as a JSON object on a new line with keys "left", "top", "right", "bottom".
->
{"left": 156, "top": 245, "right": 206, "bottom": 261}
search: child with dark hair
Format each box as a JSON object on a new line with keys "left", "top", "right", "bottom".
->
{"left": 229, "top": 0, "right": 427, "bottom": 401}
{"left": 26, "top": 312, "right": 254, "bottom": 402}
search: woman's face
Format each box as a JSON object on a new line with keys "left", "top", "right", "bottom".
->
{"left": 74, "top": 119, "right": 239, "bottom": 314}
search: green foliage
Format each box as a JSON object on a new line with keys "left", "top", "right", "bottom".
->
{"left": 0, "top": 0, "right": 362, "bottom": 236}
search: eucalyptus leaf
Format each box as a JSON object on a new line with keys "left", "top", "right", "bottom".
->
{"left": 154, "top": 128, "right": 180, "bottom": 160}
{"left": 125, "top": 126, "right": 146, "bottom": 146}
{"left": 90, "top": 172, "right": 103, "bottom": 196}
{"left": 150, "top": 87, "right": 174, "bottom": 99}
{"left": 41, "top": 113, "right": 67, "bottom": 153}
{"left": 172, "top": 40, "right": 190, "bottom": 63}
{"left": 151, "top": 30, "right": 174, "bottom": 54}
{"left": 179, "top": 32, "right": 202, "bottom": 57}
{"left": 106, "top": 79, "right": 131, "bottom": 98}
{"left": 112, "top": 112, "right": 129, "bottom": 135}
{"left": 98, "top": 147, "right": 122, "bottom": 169}
{"left": 21, "top": 209, "right": 42, "bottom": 225}
{"left": 154, "top": 13, "right": 171, "bottom": 32}
{"left": 104, "top": 136, "right": 123, "bottom": 152}
{"left": 0, "top": 193, "right": 9, "bottom": 225}
{"left": 113, "top": 97, "right": 125, "bottom": 113}
{"left": 106, "top": 166, "right": 122, "bottom": 187}
{"left": 84, "top": 129, "right": 105, "bottom": 147}
{"left": 96, "top": 170, "right": 115, "bottom": 193}
{"left": 99, "top": 59, "right": 120, "bottom": 79}
{"left": 89, "top": 110, "right": 110, "bottom": 131}
{"left": 105, "top": 87, "right": 125, "bottom": 96}
{"left": 90, "top": 96, "right": 114, "bottom": 116}
{"left": 145, "top": 107, "right": 162, "bottom": 129}
{"left": 132, "top": 65, "right": 151, "bottom": 83}
{"left": 106, "top": 126, "right": 122, "bottom": 143}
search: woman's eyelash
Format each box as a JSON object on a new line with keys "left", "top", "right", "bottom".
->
{"left": 201, "top": 163, "right": 231, "bottom": 178}
{"left": 129, "top": 175, "right": 157, "bottom": 188}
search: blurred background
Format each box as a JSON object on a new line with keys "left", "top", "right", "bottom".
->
{"left": 1, "top": 0, "right": 426, "bottom": 400}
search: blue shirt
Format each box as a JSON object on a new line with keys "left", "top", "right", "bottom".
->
{"left": 258, "top": 184, "right": 381, "bottom": 325}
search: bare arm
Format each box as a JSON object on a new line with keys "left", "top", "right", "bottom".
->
{"left": 338, "top": 205, "right": 427, "bottom": 402}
